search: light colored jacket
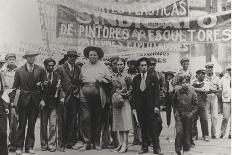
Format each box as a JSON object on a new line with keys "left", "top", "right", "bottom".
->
{"left": 220, "top": 73, "right": 231, "bottom": 102}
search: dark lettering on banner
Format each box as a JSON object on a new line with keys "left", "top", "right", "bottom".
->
{"left": 56, "top": 4, "right": 231, "bottom": 47}
{"left": 97, "top": 0, "right": 189, "bottom": 18}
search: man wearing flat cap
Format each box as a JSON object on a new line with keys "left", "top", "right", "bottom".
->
{"left": 1, "top": 53, "right": 18, "bottom": 152}
{"left": 12, "top": 51, "right": 46, "bottom": 155}
{"left": 148, "top": 58, "right": 166, "bottom": 92}
{"left": 172, "top": 57, "right": 192, "bottom": 90}
{"left": 132, "top": 57, "right": 163, "bottom": 155}
{"left": 191, "top": 69, "right": 210, "bottom": 142}
{"left": 56, "top": 50, "right": 82, "bottom": 151}
{"left": 204, "top": 62, "right": 221, "bottom": 139}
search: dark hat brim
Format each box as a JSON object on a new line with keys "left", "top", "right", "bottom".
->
{"left": 180, "top": 58, "right": 189, "bottom": 64}
{"left": 136, "top": 57, "right": 150, "bottom": 67}
{"left": 22, "top": 53, "right": 38, "bottom": 59}
{"left": 165, "top": 71, "right": 175, "bottom": 77}
{"left": 196, "top": 70, "right": 206, "bottom": 74}
{"left": 83, "top": 46, "right": 104, "bottom": 59}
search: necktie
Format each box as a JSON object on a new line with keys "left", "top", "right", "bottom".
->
{"left": 71, "top": 66, "right": 74, "bottom": 77}
{"left": 140, "top": 73, "right": 146, "bottom": 91}
{"left": 29, "top": 64, "right": 33, "bottom": 72}
{"left": 48, "top": 73, "right": 52, "bottom": 83}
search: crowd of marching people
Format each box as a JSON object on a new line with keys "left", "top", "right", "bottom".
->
{"left": 0, "top": 46, "right": 231, "bottom": 155}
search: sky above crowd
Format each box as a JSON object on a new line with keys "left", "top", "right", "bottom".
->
{"left": 0, "top": 0, "right": 42, "bottom": 47}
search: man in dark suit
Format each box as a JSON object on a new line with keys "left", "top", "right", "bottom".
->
{"left": 0, "top": 72, "right": 8, "bottom": 155}
{"left": 56, "top": 50, "right": 81, "bottom": 151}
{"left": 12, "top": 51, "right": 45, "bottom": 155}
{"left": 131, "top": 57, "right": 163, "bottom": 155}
{"left": 40, "top": 58, "right": 59, "bottom": 152}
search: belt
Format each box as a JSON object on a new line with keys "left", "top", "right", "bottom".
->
{"left": 82, "top": 82, "right": 99, "bottom": 87}
{"left": 20, "top": 89, "right": 40, "bottom": 94}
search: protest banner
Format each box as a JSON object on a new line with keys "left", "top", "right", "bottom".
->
{"left": 55, "top": 4, "right": 231, "bottom": 48}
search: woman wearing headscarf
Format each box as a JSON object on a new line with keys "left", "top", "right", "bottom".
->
{"left": 79, "top": 46, "right": 112, "bottom": 151}
{"left": 112, "top": 58, "right": 133, "bottom": 153}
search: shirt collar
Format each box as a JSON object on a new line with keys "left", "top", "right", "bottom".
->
{"left": 67, "top": 62, "right": 74, "bottom": 71}
{"left": 141, "top": 72, "right": 147, "bottom": 78}
{"left": 26, "top": 63, "right": 34, "bottom": 70}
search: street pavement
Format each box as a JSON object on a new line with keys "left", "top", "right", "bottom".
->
{"left": 9, "top": 112, "right": 231, "bottom": 155}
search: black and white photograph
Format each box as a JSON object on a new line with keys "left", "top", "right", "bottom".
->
{"left": 0, "top": 0, "right": 231, "bottom": 155}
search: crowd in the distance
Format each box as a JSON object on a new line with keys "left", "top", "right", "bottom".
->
{"left": 0, "top": 46, "right": 230, "bottom": 155}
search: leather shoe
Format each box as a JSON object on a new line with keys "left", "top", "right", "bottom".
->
{"left": 16, "top": 149, "right": 22, "bottom": 155}
{"left": 49, "top": 148, "right": 56, "bottom": 152}
{"left": 25, "top": 149, "right": 35, "bottom": 154}
{"left": 41, "top": 147, "right": 48, "bottom": 151}
{"left": 57, "top": 146, "right": 65, "bottom": 152}
{"left": 153, "top": 148, "right": 163, "bottom": 155}
{"left": 138, "top": 149, "right": 149, "bottom": 154}
{"left": 176, "top": 151, "right": 182, "bottom": 155}
{"left": 79, "top": 144, "right": 91, "bottom": 152}
{"left": 9, "top": 146, "right": 17, "bottom": 152}
{"left": 93, "top": 145, "right": 102, "bottom": 151}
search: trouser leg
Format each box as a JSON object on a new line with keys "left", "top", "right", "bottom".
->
{"left": 0, "top": 106, "right": 8, "bottom": 155}
{"left": 199, "top": 106, "right": 209, "bottom": 137}
{"left": 64, "top": 98, "right": 78, "bottom": 147}
{"left": 80, "top": 98, "right": 91, "bottom": 145}
{"left": 221, "top": 102, "right": 231, "bottom": 136}
{"left": 16, "top": 106, "right": 29, "bottom": 150}
{"left": 138, "top": 112, "right": 149, "bottom": 151}
{"left": 175, "top": 113, "right": 183, "bottom": 152}
{"left": 48, "top": 109, "right": 57, "bottom": 148}
{"left": 57, "top": 103, "right": 65, "bottom": 147}
{"left": 191, "top": 110, "right": 198, "bottom": 138}
{"left": 182, "top": 112, "right": 192, "bottom": 151}
{"left": 101, "top": 103, "right": 111, "bottom": 147}
{"left": 132, "top": 114, "right": 141, "bottom": 143}
{"left": 40, "top": 108, "right": 48, "bottom": 149}
{"left": 207, "top": 94, "right": 218, "bottom": 137}
{"left": 8, "top": 107, "right": 18, "bottom": 147}
{"left": 91, "top": 98, "right": 103, "bottom": 147}
{"left": 25, "top": 104, "right": 39, "bottom": 150}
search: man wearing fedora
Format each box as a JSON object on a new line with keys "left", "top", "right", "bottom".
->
{"left": 131, "top": 57, "right": 163, "bottom": 155}
{"left": 56, "top": 50, "right": 82, "bottom": 151}
{"left": 1, "top": 53, "right": 18, "bottom": 152}
{"left": 12, "top": 51, "right": 45, "bottom": 155}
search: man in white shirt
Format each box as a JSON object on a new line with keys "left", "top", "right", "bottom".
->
{"left": 1, "top": 53, "right": 18, "bottom": 152}
{"left": 204, "top": 62, "right": 221, "bottom": 139}
{"left": 220, "top": 66, "right": 231, "bottom": 139}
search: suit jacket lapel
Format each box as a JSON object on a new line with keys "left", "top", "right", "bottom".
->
{"left": 63, "top": 62, "right": 73, "bottom": 79}
{"left": 137, "top": 74, "right": 141, "bottom": 90}
{"left": 145, "top": 73, "right": 151, "bottom": 89}
{"left": 23, "top": 64, "right": 35, "bottom": 88}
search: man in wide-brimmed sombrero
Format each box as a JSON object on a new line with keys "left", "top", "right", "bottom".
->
{"left": 79, "top": 46, "right": 112, "bottom": 151}
{"left": 13, "top": 50, "right": 45, "bottom": 155}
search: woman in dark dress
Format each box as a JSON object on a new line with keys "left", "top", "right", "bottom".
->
{"left": 0, "top": 73, "right": 8, "bottom": 155}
